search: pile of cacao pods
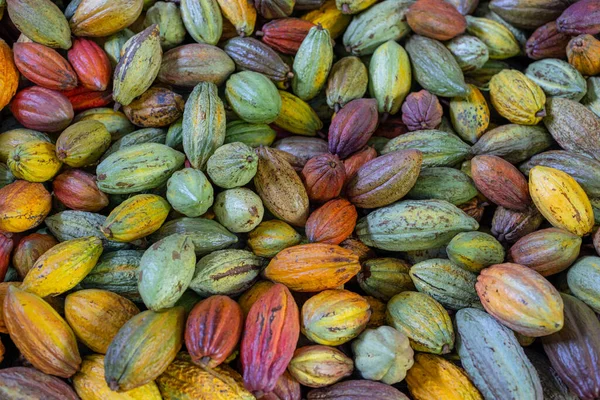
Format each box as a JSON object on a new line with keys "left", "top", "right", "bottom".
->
{"left": 0, "top": 0, "right": 600, "bottom": 398}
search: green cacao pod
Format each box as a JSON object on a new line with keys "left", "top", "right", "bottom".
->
{"left": 326, "top": 56, "right": 368, "bottom": 110}
{"left": 81, "top": 250, "right": 144, "bottom": 302}
{"left": 113, "top": 25, "right": 162, "bottom": 107}
{"left": 144, "top": 1, "right": 186, "bottom": 50}
{"left": 55, "top": 121, "right": 111, "bottom": 167}
{"left": 189, "top": 249, "right": 264, "bottom": 297}
{"left": 407, "top": 167, "right": 478, "bottom": 205}
{"left": 213, "top": 187, "right": 264, "bottom": 233}
{"left": 0, "top": 163, "right": 14, "bottom": 189}
{"left": 582, "top": 76, "right": 600, "bottom": 118}
{"left": 138, "top": 234, "right": 196, "bottom": 311}
{"left": 103, "top": 29, "right": 135, "bottom": 67}
{"left": 368, "top": 40, "right": 411, "bottom": 115}
{"left": 101, "top": 128, "right": 167, "bottom": 161}
{"left": 182, "top": 82, "right": 226, "bottom": 170}
{"left": 446, "top": 231, "right": 505, "bottom": 273}
{"left": 180, "top": 0, "right": 222, "bottom": 45}
{"left": 73, "top": 107, "right": 135, "bottom": 140}
{"left": 464, "top": 59, "right": 509, "bottom": 91}
{"left": 166, "top": 117, "right": 183, "bottom": 149}
{"left": 226, "top": 71, "right": 282, "bottom": 124}
{"left": 225, "top": 120, "right": 276, "bottom": 147}
{"left": 455, "top": 308, "right": 543, "bottom": 400}
{"left": 386, "top": 291, "right": 455, "bottom": 354}
{"left": 247, "top": 219, "right": 302, "bottom": 258}
{"left": 166, "top": 168, "right": 214, "bottom": 217}
{"left": 567, "top": 256, "right": 600, "bottom": 313}
{"left": 409, "top": 259, "right": 481, "bottom": 310}
{"left": 292, "top": 24, "right": 333, "bottom": 102}
{"left": 357, "top": 257, "right": 414, "bottom": 301}
{"left": 405, "top": 35, "right": 470, "bottom": 98}
{"left": 356, "top": 199, "right": 479, "bottom": 251}
{"left": 446, "top": 34, "right": 489, "bottom": 72}
{"left": 96, "top": 143, "right": 185, "bottom": 194}
{"left": 6, "top": 0, "right": 71, "bottom": 49}
{"left": 206, "top": 142, "right": 257, "bottom": 189}
{"left": 525, "top": 59, "right": 587, "bottom": 101}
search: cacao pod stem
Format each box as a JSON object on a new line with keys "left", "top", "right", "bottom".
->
{"left": 535, "top": 109, "right": 546, "bottom": 117}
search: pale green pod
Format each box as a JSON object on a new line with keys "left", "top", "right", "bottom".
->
{"left": 182, "top": 82, "right": 226, "bottom": 170}
{"left": 113, "top": 25, "right": 163, "bottom": 106}
{"left": 369, "top": 40, "right": 411, "bottom": 115}
{"left": 165, "top": 117, "right": 183, "bottom": 149}
{"left": 101, "top": 128, "right": 166, "bottom": 161}
{"left": 180, "top": 0, "right": 222, "bottom": 45}
{"left": 465, "top": 16, "right": 520, "bottom": 60}
{"left": 567, "top": 256, "right": 600, "bottom": 313}
{"left": 166, "top": 168, "right": 214, "bottom": 217}
{"left": 213, "top": 188, "right": 264, "bottom": 233}
{"left": 582, "top": 77, "right": 600, "bottom": 118}
{"left": 144, "top": 1, "right": 186, "bottom": 50}
{"left": 525, "top": 59, "right": 587, "bottom": 101}
{"left": 292, "top": 25, "right": 334, "bottom": 101}
{"left": 225, "top": 71, "right": 282, "bottom": 124}
{"left": 446, "top": 35, "right": 489, "bottom": 72}
{"left": 326, "top": 56, "right": 368, "bottom": 110}
{"left": 343, "top": 0, "right": 412, "bottom": 56}
{"left": 407, "top": 167, "right": 478, "bottom": 205}
{"left": 104, "top": 29, "right": 135, "bottom": 68}
{"left": 446, "top": 231, "right": 505, "bottom": 273}
{"left": 206, "top": 142, "right": 258, "bottom": 189}
{"left": 138, "top": 234, "right": 196, "bottom": 311}
{"left": 225, "top": 120, "right": 276, "bottom": 147}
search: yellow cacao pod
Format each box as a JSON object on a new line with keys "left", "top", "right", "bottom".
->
{"left": 102, "top": 194, "right": 171, "bottom": 242}
{"left": 215, "top": 0, "right": 256, "bottom": 37}
{"left": 449, "top": 85, "right": 490, "bottom": 144}
{"left": 7, "top": 141, "right": 62, "bottom": 182}
{"left": 69, "top": 0, "right": 144, "bottom": 37}
{"left": 302, "top": 0, "right": 351, "bottom": 39}
{"left": 489, "top": 70, "right": 546, "bottom": 125}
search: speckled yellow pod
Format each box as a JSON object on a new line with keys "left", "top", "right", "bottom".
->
{"left": 102, "top": 194, "right": 171, "bottom": 242}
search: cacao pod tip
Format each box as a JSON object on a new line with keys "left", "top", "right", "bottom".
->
{"left": 56, "top": 150, "right": 66, "bottom": 161}
{"left": 239, "top": 30, "right": 247, "bottom": 38}
{"left": 256, "top": 31, "right": 264, "bottom": 37}
{"left": 381, "top": 112, "right": 389, "bottom": 124}
{"left": 341, "top": 3, "right": 351, "bottom": 14}
{"left": 107, "top": 378, "right": 120, "bottom": 392}
{"left": 441, "top": 344, "right": 451, "bottom": 354}
{"left": 100, "top": 226, "right": 112, "bottom": 239}
{"left": 316, "top": 23, "right": 324, "bottom": 31}
{"left": 345, "top": 45, "right": 352, "bottom": 53}
{"left": 535, "top": 108, "right": 546, "bottom": 118}
{"left": 113, "top": 102, "right": 121, "bottom": 111}
{"left": 286, "top": 71, "right": 294, "bottom": 80}
{"left": 334, "top": 103, "right": 341, "bottom": 113}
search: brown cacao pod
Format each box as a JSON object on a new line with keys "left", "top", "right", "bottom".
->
{"left": 63, "top": 86, "right": 113, "bottom": 112}
{"left": 67, "top": 38, "right": 111, "bottom": 91}
{"left": 306, "top": 198, "right": 357, "bottom": 245}
{"left": 52, "top": 169, "right": 109, "bottom": 212}
{"left": 557, "top": 0, "right": 600, "bottom": 36}
{"left": 123, "top": 87, "right": 184, "bottom": 127}
{"left": 274, "top": 136, "right": 329, "bottom": 166}
{"left": 346, "top": 150, "right": 422, "bottom": 208}
{"left": 264, "top": 243, "right": 360, "bottom": 292}
{"left": 567, "top": 34, "right": 600, "bottom": 76}
{"left": 406, "top": 0, "right": 467, "bottom": 41}
{"left": 241, "top": 283, "right": 300, "bottom": 396}
{"left": 13, "top": 42, "right": 77, "bottom": 90}
{"left": 10, "top": 86, "right": 74, "bottom": 132}
{"left": 257, "top": 18, "right": 315, "bottom": 55}
{"left": 328, "top": 98, "right": 378, "bottom": 159}
{"left": 401, "top": 90, "right": 443, "bottom": 132}
{"left": 0, "top": 367, "right": 79, "bottom": 400}
{"left": 526, "top": 21, "right": 570, "bottom": 60}
{"left": 12, "top": 233, "right": 57, "bottom": 279}
{"left": 491, "top": 205, "right": 544, "bottom": 243}
{"left": 261, "top": 371, "right": 302, "bottom": 400}
{"left": 471, "top": 155, "right": 530, "bottom": 211}
{"left": 542, "top": 293, "right": 600, "bottom": 400}
{"left": 343, "top": 146, "right": 377, "bottom": 184}
{"left": 185, "top": 295, "right": 244, "bottom": 368}
{"left": 301, "top": 153, "right": 346, "bottom": 203}
{"left": 307, "top": 380, "right": 410, "bottom": 399}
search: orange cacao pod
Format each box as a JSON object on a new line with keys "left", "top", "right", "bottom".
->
{"left": 10, "top": 86, "right": 74, "bottom": 132}
{"left": 12, "top": 233, "right": 58, "bottom": 279}
{"left": 476, "top": 263, "right": 564, "bottom": 337}
{"left": 241, "top": 283, "right": 300, "bottom": 396}
{"left": 13, "top": 42, "right": 77, "bottom": 91}
{"left": 328, "top": 98, "right": 378, "bottom": 159}
{"left": 261, "top": 371, "right": 302, "bottom": 400}
{"left": 185, "top": 295, "right": 244, "bottom": 369}
{"left": 0, "top": 233, "right": 13, "bottom": 282}
{"left": 567, "top": 34, "right": 600, "bottom": 76}
{"left": 406, "top": 0, "right": 467, "bottom": 41}
{"left": 62, "top": 86, "right": 113, "bottom": 112}
{"left": 257, "top": 18, "right": 315, "bottom": 55}
{"left": 264, "top": 243, "right": 360, "bottom": 292}
{"left": 302, "top": 153, "right": 346, "bottom": 203}
{"left": 0, "top": 38, "right": 19, "bottom": 110}
{"left": 306, "top": 198, "right": 357, "bottom": 245}
{"left": 53, "top": 169, "right": 109, "bottom": 212}
{"left": 343, "top": 146, "right": 377, "bottom": 184}
{"left": 0, "top": 180, "right": 51, "bottom": 232}
{"left": 340, "top": 237, "right": 376, "bottom": 262}
{"left": 68, "top": 38, "right": 111, "bottom": 91}
{"left": 471, "top": 155, "right": 531, "bottom": 211}
{"left": 0, "top": 282, "right": 20, "bottom": 333}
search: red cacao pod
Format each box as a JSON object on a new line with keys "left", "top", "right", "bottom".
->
{"left": 373, "top": 116, "right": 408, "bottom": 139}
{"left": 301, "top": 153, "right": 346, "bottom": 203}
{"left": 343, "top": 146, "right": 377, "bottom": 184}
{"left": 306, "top": 198, "right": 357, "bottom": 245}
{"left": 12, "top": 42, "right": 77, "bottom": 91}
{"left": 52, "top": 169, "right": 109, "bottom": 212}
{"left": 185, "top": 295, "right": 244, "bottom": 369}
{"left": 12, "top": 233, "right": 58, "bottom": 279}
{"left": 557, "top": 0, "right": 600, "bottom": 36}
{"left": 0, "top": 233, "right": 13, "bottom": 282}
{"left": 0, "top": 367, "right": 79, "bottom": 400}
{"left": 328, "top": 98, "right": 379, "bottom": 159}
{"left": 241, "top": 283, "right": 300, "bottom": 396}
{"left": 406, "top": 0, "right": 467, "bottom": 41}
{"left": 346, "top": 150, "right": 422, "bottom": 209}
{"left": 542, "top": 293, "right": 600, "bottom": 400}
{"left": 471, "top": 155, "right": 531, "bottom": 211}
{"left": 62, "top": 86, "right": 112, "bottom": 112}
{"left": 67, "top": 38, "right": 112, "bottom": 91}
{"left": 261, "top": 371, "right": 302, "bottom": 400}
{"left": 10, "top": 86, "right": 74, "bottom": 132}
{"left": 401, "top": 90, "right": 443, "bottom": 131}
{"left": 256, "top": 18, "right": 315, "bottom": 55}
{"left": 526, "top": 22, "right": 570, "bottom": 60}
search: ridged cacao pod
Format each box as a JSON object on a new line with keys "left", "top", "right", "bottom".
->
{"left": 123, "top": 87, "right": 184, "bottom": 128}
{"left": 144, "top": 1, "right": 186, "bottom": 50}
{"left": 567, "top": 256, "right": 600, "bottom": 313}
{"left": 328, "top": 98, "right": 377, "bottom": 158}
{"left": 274, "top": 136, "right": 328, "bottom": 166}
{"left": 406, "top": 0, "right": 466, "bottom": 41}
{"left": 455, "top": 308, "right": 543, "bottom": 400}
{"left": 167, "top": 168, "right": 214, "bottom": 217}
{"left": 213, "top": 188, "right": 264, "bottom": 233}
{"left": 303, "top": 0, "right": 351, "bottom": 40}
{"left": 557, "top": 0, "right": 600, "bottom": 36}
{"left": 56, "top": 120, "right": 111, "bottom": 167}
{"left": 567, "top": 34, "right": 600, "bottom": 76}
{"left": 326, "top": 56, "right": 368, "bottom": 110}
{"left": 0, "top": 39, "right": 19, "bottom": 110}
{"left": 307, "top": 380, "right": 409, "bottom": 400}
{"left": 10, "top": 86, "right": 74, "bottom": 132}
{"left": 185, "top": 295, "right": 243, "bottom": 368}
{"left": 8, "top": 140, "right": 62, "bottom": 182}
{"left": 288, "top": 345, "right": 354, "bottom": 388}
{"left": 81, "top": 250, "right": 144, "bottom": 302}
{"left": 0, "top": 180, "right": 51, "bottom": 232}
{"left": 343, "top": 146, "right": 377, "bottom": 184}
{"left": 489, "top": 69, "right": 546, "bottom": 125}
{"left": 526, "top": 21, "right": 570, "bottom": 60}
{"left": 101, "top": 127, "right": 167, "bottom": 161}
{"left": 63, "top": 86, "right": 112, "bottom": 112}
{"left": 241, "top": 283, "right": 300, "bottom": 396}
{"left": 265, "top": 243, "right": 360, "bottom": 292}
{"left": 445, "top": 35, "right": 489, "bottom": 72}
{"left": 13, "top": 42, "right": 77, "bottom": 90}
{"left": 64, "top": 289, "right": 139, "bottom": 354}
{"left": 4, "top": 286, "right": 81, "bottom": 377}
{"left": 449, "top": 85, "right": 490, "bottom": 144}
{"left": 526, "top": 350, "right": 579, "bottom": 400}
{"left": 357, "top": 258, "right": 413, "bottom": 301}
{"left": 216, "top": 0, "right": 257, "bottom": 37}
{"left": 541, "top": 294, "right": 600, "bottom": 400}
{"left": 369, "top": 40, "right": 411, "bottom": 115}
{"left": 225, "top": 37, "right": 292, "bottom": 83}
{"left": 7, "top": 0, "right": 71, "bottom": 49}
{"left": 525, "top": 59, "right": 587, "bottom": 101}
{"left": 306, "top": 198, "right": 357, "bottom": 245}
{"left": 74, "top": 107, "right": 135, "bottom": 140}
{"left": 401, "top": 90, "right": 443, "bottom": 132}
{"left": 247, "top": 220, "right": 302, "bottom": 258}
{"left": 471, "top": 124, "right": 553, "bottom": 164}
{"left": 226, "top": 71, "right": 282, "bottom": 124}
{"left": 12, "top": 233, "right": 56, "bottom": 279}
{"left": 0, "top": 282, "right": 19, "bottom": 333}
{"left": 238, "top": 280, "right": 275, "bottom": 316}
{"left": 102, "top": 194, "right": 170, "bottom": 242}
{"left": 204, "top": 142, "right": 255, "bottom": 190}
{"left": 105, "top": 307, "right": 185, "bottom": 392}
{"left": 529, "top": 166, "right": 594, "bottom": 236}
{"left": 180, "top": 0, "right": 223, "bottom": 45}
{"left": 301, "top": 153, "right": 346, "bottom": 203}
{"left": 292, "top": 24, "right": 333, "bottom": 101}
{"left": 68, "top": 38, "right": 111, "bottom": 91}
{"left": 158, "top": 44, "right": 234, "bottom": 87}
{"left": 69, "top": 0, "right": 143, "bottom": 37}
{"left": 274, "top": 91, "right": 323, "bottom": 137}
{"left": 476, "top": 263, "right": 564, "bottom": 336}
{"left": 446, "top": 231, "right": 505, "bottom": 273}
{"left": 261, "top": 371, "right": 301, "bottom": 400}
{"left": 491, "top": 205, "right": 544, "bottom": 243}
{"left": 471, "top": 155, "right": 530, "bottom": 211}
{"left": 465, "top": 16, "right": 520, "bottom": 60}
{"left": 407, "top": 167, "right": 478, "bottom": 206}
{"left": 53, "top": 169, "right": 108, "bottom": 212}
{"left": 257, "top": 18, "right": 315, "bottom": 55}
{"left": 225, "top": 121, "right": 276, "bottom": 147}
{"left": 0, "top": 367, "right": 79, "bottom": 400}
